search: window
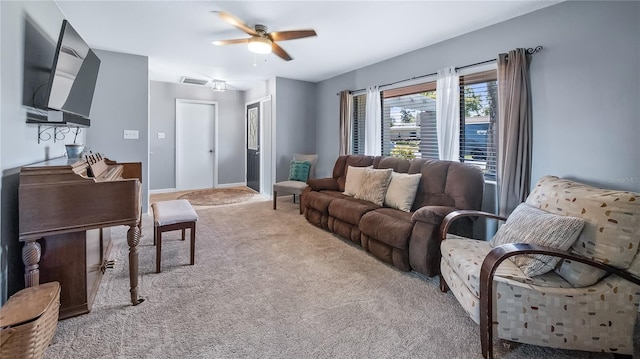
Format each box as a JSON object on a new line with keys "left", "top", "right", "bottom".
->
{"left": 459, "top": 70, "right": 498, "bottom": 180}
{"left": 350, "top": 69, "right": 498, "bottom": 180}
{"left": 382, "top": 82, "right": 437, "bottom": 159}
{"left": 351, "top": 93, "right": 367, "bottom": 155}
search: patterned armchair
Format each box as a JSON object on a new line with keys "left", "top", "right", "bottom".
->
{"left": 439, "top": 175, "right": 640, "bottom": 358}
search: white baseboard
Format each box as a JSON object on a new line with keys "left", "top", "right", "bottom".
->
{"left": 216, "top": 182, "right": 246, "bottom": 188}
{"left": 149, "top": 188, "right": 177, "bottom": 194}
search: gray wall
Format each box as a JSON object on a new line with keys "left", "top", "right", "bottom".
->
{"left": 88, "top": 50, "right": 149, "bottom": 211}
{"left": 275, "top": 77, "right": 317, "bottom": 181}
{"left": 244, "top": 80, "right": 269, "bottom": 103}
{"left": 149, "top": 81, "right": 245, "bottom": 189}
{"left": 1, "top": 1, "right": 68, "bottom": 303}
{"left": 0, "top": 1, "right": 154, "bottom": 302}
{"left": 314, "top": 1, "right": 640, "bottom": 193}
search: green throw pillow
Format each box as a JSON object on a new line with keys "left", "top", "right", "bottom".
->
{"left": 289, "top": 160, "right": 311, "bottom": 182}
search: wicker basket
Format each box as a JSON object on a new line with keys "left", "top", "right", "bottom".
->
{"left": 0, "top": 282, "right": 60, "bottom": 359}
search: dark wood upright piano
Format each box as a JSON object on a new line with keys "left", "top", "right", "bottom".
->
{"left": 18, "top": 153, "right": 144, "bottom": 319}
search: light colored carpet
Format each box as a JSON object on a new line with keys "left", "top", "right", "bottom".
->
{"left": 44, "top": 197, "right": 633, "bottom": 358}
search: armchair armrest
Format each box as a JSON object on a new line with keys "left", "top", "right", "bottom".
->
{"left": 307, "top": 177, "right": 339, "bottom": 191}
{"left": 439, "top": 210, "right": 507, "bottom": 242}
{"left": 478, "top": 243, "right": 640, "bottom": 359}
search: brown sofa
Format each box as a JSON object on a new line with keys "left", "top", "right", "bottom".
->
{"left": 301, "top": 155, "right": 484, "bottom": 277}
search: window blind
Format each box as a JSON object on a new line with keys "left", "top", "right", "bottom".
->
{"left": 382, "top": 83, "right": 437, "bottom": 159}
{"left": 459, "top": 70, "right": 498, "bottom": 180}
{"left": 351, "top": 94, "right": 367, "bottom": 155}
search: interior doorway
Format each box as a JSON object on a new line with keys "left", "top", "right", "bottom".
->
{"left": 176, "top": 99, "right": 218, "bottom": 191}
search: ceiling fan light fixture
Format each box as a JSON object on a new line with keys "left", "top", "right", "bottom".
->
{"left": 248, "top": 37, "right": 272, "bottom": 54}
{"left": 211, "top": 80, "right": 227, "bottom": 92}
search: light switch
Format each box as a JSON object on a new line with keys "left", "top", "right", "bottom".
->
{"left": 158, "top": 132, "right": 165, "bottom": 139}
{"left": 123, "top": 130, "right": 139, "bottom": 139}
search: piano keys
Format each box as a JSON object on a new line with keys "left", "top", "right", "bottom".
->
{"left": 18, "top": 154, "right": 144, "bottom": 319}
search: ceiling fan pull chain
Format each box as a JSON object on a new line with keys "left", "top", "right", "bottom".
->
{"left": 253, "top": 53, "right": 257, "bottom": 67}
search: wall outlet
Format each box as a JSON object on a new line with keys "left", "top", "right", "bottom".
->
{"left": 158, "top": 132, "right": 165, "bottom": 139}
{"left": 123, "top": 130, "right": 139, "bottom": 140}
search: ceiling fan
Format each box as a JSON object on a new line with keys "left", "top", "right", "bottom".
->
{"left": 212, "top": 11, "right": 317, "bottom": 61}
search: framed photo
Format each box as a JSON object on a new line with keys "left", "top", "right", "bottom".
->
{"left": 247, "top": 106, "right": 258, "bottom": 150}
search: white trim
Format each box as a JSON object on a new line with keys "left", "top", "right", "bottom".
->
{"left": 216, "top": 182, "right": 247, "bottom": 188}
{"left": 270, "top": 97, "right": 276, "bottom": 198}
{"left": 175, "top": 99, "right": 219, "bottom": 190}
{"left": 146, "top": 76, "right": 151, "bottom": 215}
{"left": 380, "top": 76, "right": 438, "bottom": 92}
{"left": 457, "top": 62, "right": 497, "bottom": 76}
{"left": 149, "top": 188, "right": 177, "bottom": 194}
{"left": 259, "top": 101, "right": 265, "bottom": 195}
{"left": 244, "top": 95, "right": 272, "bottom": 196}
{"left": 214, "top": 102, "right": 219, "bottom": 188}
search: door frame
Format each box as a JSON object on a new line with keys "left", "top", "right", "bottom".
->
{"left": 175, "top": 99, "right": 219, "bottom": 190}
{"left": 245, "top": 95, "right": 272, "bottom": 196}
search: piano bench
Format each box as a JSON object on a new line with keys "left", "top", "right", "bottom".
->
{"left": 151, "top": 199, "right": 199, "bottom": 273}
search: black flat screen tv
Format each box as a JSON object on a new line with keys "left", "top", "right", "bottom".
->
{"left": 43, "top": 20, "right": 101, "bottom": 125}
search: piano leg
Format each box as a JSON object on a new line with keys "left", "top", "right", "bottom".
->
{"left": 127, "top": 224, "right": 145, "bottom": 306}
{"left": 22, "top": 239, "right": 42, "bottom": 287}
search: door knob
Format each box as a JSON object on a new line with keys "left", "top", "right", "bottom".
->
{"left": 209, "top": 150, "right": 214, "bottom": 153}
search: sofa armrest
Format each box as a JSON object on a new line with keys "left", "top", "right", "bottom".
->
{"left": 478, "top": 243, "right": 640, "bottom": 359}
{"left": 439, "top": 210, "right": 507, "bottom": 242}
{"left": 307, "top": 177, "right": 339, "bottom": 191}
{"left": 412, "top": 206, "right": 457, "bottom": 225}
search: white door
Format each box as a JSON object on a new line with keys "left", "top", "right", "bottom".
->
{"left": 176, "top": 100, "right": 216, "bottom": 191}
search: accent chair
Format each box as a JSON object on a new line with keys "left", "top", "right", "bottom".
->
{"left": 440, "top": 175, "right": 640, "bottom": 358}
{"left": 273, "top": 153, "right": 318, "bottom": 214}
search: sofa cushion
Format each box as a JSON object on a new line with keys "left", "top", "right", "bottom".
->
{"left": 526, "top": 175, "right": 640, "bottom": 285}
{"left": 384, "top": 172, "right": 422, "bottom": 212}
{"left": 491, "top": 203, "right": 585, "bottom": 277}
{"left": 328, "top": 197, "right": 379, "bottom": 226}
{"left": 318, "top": 190, "right": 345, "bottom": 198}
{"left": 343, "top": 165, "right": 371, "bottom": 196}
{"left": 377, "top": 156, "right": 411, "bottom": 173}
{"left": 354, "top": 168, "right": 392, "bottom": 206}
{"left": 412, "top": 159, "right": 484, "bottom": 211}
{"left": 305, "top": 191, "right": 340, "bottom": 215}
{"left": 360, "top": 208, "right": 413, "bottom": 249}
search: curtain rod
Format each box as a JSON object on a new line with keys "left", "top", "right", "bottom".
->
{"left": 337, "top": 46, "right": 543, "bottom": 95}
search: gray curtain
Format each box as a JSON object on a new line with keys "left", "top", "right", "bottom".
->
{"left": 497, "top": 48, "right": 533, "bottom": 217}
{"left": 339, "top": 90, "right": 352, "bottom": 156}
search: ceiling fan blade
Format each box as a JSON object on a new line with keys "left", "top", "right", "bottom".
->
{"left": 212, "top": 38, "right": 249, "bottom": 46}
{"left": 271, "top": 42, "right": 293, "bottom": 61}
{"left": 216, "top": 11, "right": 257, "bottom": 36}
{"left": 269, "top": 30, "right": 317, "bottom": 42}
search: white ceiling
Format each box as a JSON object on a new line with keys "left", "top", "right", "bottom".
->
{"left": 55, "top": 0, "right": 560, "bottom": 91}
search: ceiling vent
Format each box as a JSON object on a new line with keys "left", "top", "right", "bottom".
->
{"left": 179, "top": 77, "right": 210, "bottom": 86}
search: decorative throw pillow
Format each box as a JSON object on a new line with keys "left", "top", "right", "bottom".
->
{"left": 384, "top": 172, "right": 422, "bottom": 212}
{"left": 354, "top": 168, "right": 393, "bottom": 206}
{"left": 343, "top": 165, "right": 372, "bottom": 196}
{"left": 293, "top": 154, "right": 318, "bottom": 179}
{"left": 490, "top": 203, "right": 586, "bottom": 277}
{"left": 288, "top": 160, "right": 311, "bottom": 182}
